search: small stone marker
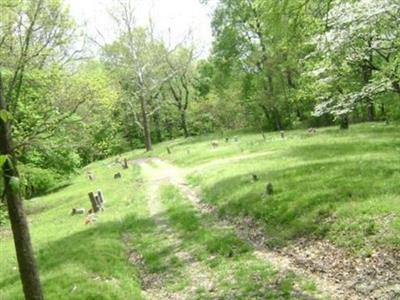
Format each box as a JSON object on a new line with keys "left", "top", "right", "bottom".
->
{"left": 87, "top": 172, "right": 95, "bottom": 181}
{"left": 252, "top": 174, "right": 259, "bottom": 182}
{"left": 280, "top": 131, "right": 285, "bottom": 139}
{"left": 122, "top": 158, "right": 129, "bottom": 169}
{"left": 211, "top": 141, "right": 219, "bottom": 148}
{"left": 265, "top": 182, "right": 273, "bottom": 195}
{"left": 71, "top": 208, "right": 85, "bottom": 215}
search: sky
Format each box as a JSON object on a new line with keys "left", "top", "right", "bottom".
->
{"left": 65, "top": 0, "right": 216, "bottom": 57}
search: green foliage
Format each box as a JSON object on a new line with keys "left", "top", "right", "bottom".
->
{"left": 19, "top": 165, "right": 63, "bottom": 199}
{"left": 0, "top": 155, "right": 7, "bottom": 167}
{"left": 0, "top": 109, "right": 12, "bottom": 122}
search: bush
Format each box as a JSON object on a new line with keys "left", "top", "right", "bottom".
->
{"left": 22, "top": 147, "right": 81, "bottom": 175}
{"left": 19, "top": 164, "right": 62, "bottom": 199}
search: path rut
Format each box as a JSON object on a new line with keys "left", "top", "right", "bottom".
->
{"left": 137, "top": 159, "right": 216, "bottom": 300}
{"left": 133, "top": 157, "right": 399, "bottom": 300}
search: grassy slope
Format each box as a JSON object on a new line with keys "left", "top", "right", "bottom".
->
{"left": 130, "top": 122, "right": 400, "bottom": 254}
{"left": 1, "top": 122, "right": 399, "bottom": 299}
{"left": 0, "top": 158, "right": 146, "bottom": 299}
{"left": 160, "top": 185, "right": 317, "bottom": 299}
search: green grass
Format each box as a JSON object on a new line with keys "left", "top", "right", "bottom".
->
{"left": 1, "top": 122, "right": 399, "bottom": 298}
{"left": 130, "top": 122, "right": 400, "bottom": 254}
{"left": 0, "top": 158, "right": 146, "bottom": 299}
{"left": 160, "top": 185, "right": 318, "bottom": 299}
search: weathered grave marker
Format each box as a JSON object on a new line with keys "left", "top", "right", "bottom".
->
{"left": 252, "top": 174, "right": 259, "bottom": 182}
{"left": 265, "top": 182, "right": 273, "bottom": 195}
{"left": 88, "top": 190, "right": 105, "bottom": 213}
{"left": 88, "top": 192, "right": 100, "bottom": 213}
{"left": 70, "top": 208, "right": 85, "bottom": 215}
{"left": 122, "top": 158, "right": 129, "bottom": 169}
{"left": 87, "top": 171, "right": 95, "bottom": 181}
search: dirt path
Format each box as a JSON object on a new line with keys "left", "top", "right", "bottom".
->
{"left": 133, "top": 157, "right": 400, "bottom": 300}
{"left": 137, "top": 159, "right": 216, "bottom": 300}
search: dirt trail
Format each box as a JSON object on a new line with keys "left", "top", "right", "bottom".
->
{"left": 134, "top": 157, "right": 400, "bottom": 300}
{"left": 137, "top": 159, "right": 216, "bottom": 300}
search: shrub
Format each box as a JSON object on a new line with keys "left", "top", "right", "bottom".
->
{"left": 19, "top": 164, "right": 62, "bottom": 199}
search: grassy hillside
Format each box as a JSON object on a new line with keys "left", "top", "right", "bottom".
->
{"left": 0, "top": 160, "right": 146, "bottom": 299}
{"left": 130, "top": 122, "right": 400, "bottom": 254}
{"left": 1, "top": 122, "right": 399, "bottom": 299}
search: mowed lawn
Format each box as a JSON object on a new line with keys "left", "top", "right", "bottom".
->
{"left": 135, "top": 122, "right": 400, "bottom": 254}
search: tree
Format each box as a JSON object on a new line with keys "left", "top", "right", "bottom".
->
{"left": 166, "top": 47, "right": 195, "bottom": 138}
{"left": 0, "top": 0, "right": 77, "bottom": 298}
{"left": 103, "top": 0, "right": 177, "bottom": 151}
{"left": 209, "top": 0, "right": 314, "bottom": 131}
{"left": 310, "top": 0, "right": 400, "bottom": 125}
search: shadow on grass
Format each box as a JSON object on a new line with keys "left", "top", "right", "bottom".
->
{"left": 164, "top": 201, "right": 251, "bottom": 259}
{"left": 285, "top": 140, "right": 400, "bottom": 162}
{"left": 200, "top": 156, "right": 400, "bottom": 247}
{"left": 0, "top": 211, "right": 184, "bottom": 299}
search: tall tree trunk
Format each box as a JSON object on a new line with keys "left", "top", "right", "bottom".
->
{"left": 139, "top": 94, "right": 152, "bottom": 151}
{"left": 366, "top": 99, "right": 375, "bottom": 122}
{"left": 0, "top": 74, "right": 44, "bottom": 300}
{"left": 153, "top": 110, "right": 162, "bottom": 142}
{"left": 339, "top": 114, "right": 349, "bottom": 129}
{"left": 180, "top": 111, "right": 189, "bottom": 138}
{"left": 392, "top": 80, "right": 400, "bottom": 95}
{"left": 362, "top": 47, "right": 374, "bottom": 122}
{"left": 272, "top": 107, "right": 283, "bottom": 131}
{"left": 380, "top": 102, "right": 386, "bottom": 118}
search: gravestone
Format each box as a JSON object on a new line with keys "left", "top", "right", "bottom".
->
{"left": 88, "top": 190, "right": 105, "bottom": 213}
{"left": 265, "top": 182, "right": 273, "bottom": 195}
{"left": 122, "top": 158, "right": 129, "bottom": 169}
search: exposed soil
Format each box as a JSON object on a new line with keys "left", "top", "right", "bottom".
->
{"left": 131, "top": 157, "right": 400, "bottom": 300}
{"left": 126, "top": 159, "right": 217, "bottom": 300}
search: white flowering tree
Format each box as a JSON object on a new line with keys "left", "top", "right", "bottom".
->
{"left": 307, "top": 0, "right": 400, "bottom": 127}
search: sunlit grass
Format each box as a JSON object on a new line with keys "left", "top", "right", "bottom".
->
{"left": 160, "top": 185, "right": 319, "bottom": 299}
{"left": 1, "top": 122, "right": 399, "bottom": 299}
{"left": 0, "top": 160, "right": 145, "bottom": 299}
{"left": 143, "top": 122, "right": 400, "bottom": 253}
